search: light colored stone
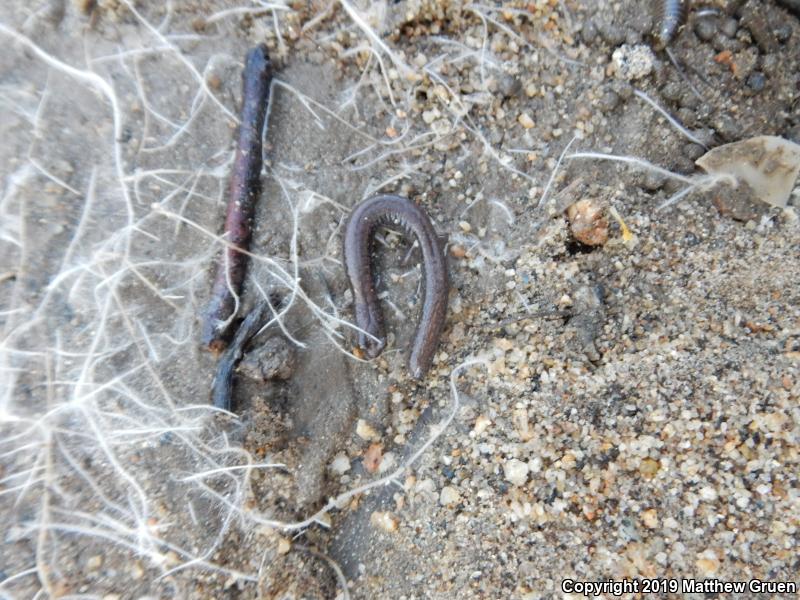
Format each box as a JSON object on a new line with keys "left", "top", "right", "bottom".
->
{"left": 611, "top": 44, "right": 656, "bottom": 80}
{"left": 330, "top": 453, "right": 351, "bottom": 474}
{"left": 699, "top": 486, "right": 718, "bottom": 502}
{"left": 641, "top": 508, "right": 659, "bottom": 529}
{"left": 504, "top": 458, "right": 529, "bottom": 487}
{"left": 356, "top": 419, "right": 380, "bottom": 441}
{"left": 370, "top": 511, "right": 398, "bottom": 533}
{"left": 277, "top": 538, "right": 291, "bottom": 555}
{"left": 440, "top": 485, "right": 461, "bottom": 505}
{"left": 473, "top": 414, "right": 492, "bottom": 435}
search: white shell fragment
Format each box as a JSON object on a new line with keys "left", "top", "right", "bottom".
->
{"left": 696, "top": 136, "right": 800, "bottom": 208}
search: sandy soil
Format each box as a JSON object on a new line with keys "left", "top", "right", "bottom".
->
{"left": 1, "top": 0, "right": 798, "bottom": 598}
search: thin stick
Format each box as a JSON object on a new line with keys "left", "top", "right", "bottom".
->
{"left": 202, "top": 45, "right": 273, "bottom": 351}
{"left": 211, "top": 299, "right": 271, "bottom": 411}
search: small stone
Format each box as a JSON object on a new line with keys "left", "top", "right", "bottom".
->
{"left": 695, "top": 551, "right": 720, "bottom": 576}
{"left": 611, "top": 44, "right": 656, "bottom": 81}
{"left": 598, "top": 22, "right": 625, "bottom": 46}
{"left": 639, "top": 458, "right": 660, "bottom": 478}
{"left": 473, "top": 415, "right": 491, "bottom": 435}
{"left": 74, "top": 0, "right": 96, "bottom": 14}
{"left": 693, "top": 18, "right": 717, "bottom": 42}
{"left": 458, "top": 220, "right": 472, "bottom": 233}
{"left": 439, "top": 485, "right": 461, "bottom": 505}
{"left": 207, "top": 73, "right": 222, "bottom": 91}
{"left": 699, "top": 486, "right": 718, "bottom": 502}
{"left": 566, "top": 199, "right": 609, "bottom": 246}
{"left": 378, "top": 451, "right": 396, "bottom": 474}
{"left": 277, "top": 538, "right": 291, "bottom": 555}
{"left": 238, "top": 336, "right": 296, "bottom": 381}
{"left": 449, "top": 244, "right": 467, "bottom": 258}
{"left": 498, "top": 74, "right": 521, "bottom": 98}
{"left": 503, "top": 458, "right": 529, "bottom": 487}
{"left": 87, "top": 555, "right": 103, "bottom": 570}
{"left": 370, "top": 511, "right": 398, "bottom": 532}
{"left": 356, "top": 419, "right": 380, "bottom": 441}
{"left": 363, "top": 443, "right": 383, "bottom": 474}
{"left": 641, "top": 508, "right": 659, "bottom": 529}
{"left": 581, "top": 18, "right": 598, "bottom": 44}
{"left": 746, "top": 71, "right": 766, "bottom": 92}
{"left": 518, "top": 113, "right": 535, "bottom": 129}
{"left": 512, "top": 408, "right": 533, "bottom": 442}
{"left": 330, "top": 453, "right": 351, "bottom": 474}
{"left": 131, "top": 562, "right": 145, "bottom": 579}
{"left": 598, "top": 90, "right": 620, "bottom": 113}
{"left": 720, "top": 17, "right": 738, "bottom": 38}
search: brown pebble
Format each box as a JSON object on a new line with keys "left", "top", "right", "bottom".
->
{"left": 449, "top": 244, "right": 467, "bottom": 258}
{"left": 74, "top": 0, "right": 96, "bottom": 14}
{"left": 566, "top": 199, "right": 609, "bottom": 246}
{"left": 639, "top": 457, "right": 660, "bottom": 478}
{"left": 363, "top": 443, "right": 383, "bottom": 473}
{"left": 207, "top": 73, "right": 222, "bottom": 91}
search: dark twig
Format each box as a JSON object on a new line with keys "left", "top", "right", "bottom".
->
{"left": 202, "top": 45, "right": 273, "bottom": 352}
{"left": 211, "top": 299, "right": 272, "bottom": 411}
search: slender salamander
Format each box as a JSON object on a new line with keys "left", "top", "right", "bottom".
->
{"left": 343, "top": 194, "right": 448, "bottom": 379}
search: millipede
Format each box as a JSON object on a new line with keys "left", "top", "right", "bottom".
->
{"left": 655, "top": 0, "right": 690, "bottom": 48}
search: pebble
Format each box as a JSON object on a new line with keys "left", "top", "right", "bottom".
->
{"left": 611, "top": 44, "right": 656, "bottom": 81}
{"left": 450, "top": 244, "right": 467, "bottom": 258}
{"left": 370, "top": 511, "right": 398, "bottom": 533}
{"left": 683, "top": 143, "right": 706, "bottom": 162}
{"left": 746, "top": 71, "right": 766, "bottom": 92}
{"left": 238, "top": 336, "right": 296, "bottom": 381}
{"left": 356, "top": 419, "right": 380, "bottom": 441}
{"left": 598, "top": 90, "right": 620, "bottom": 113}
{"left": 518, "top": 113, "right": 535, "bottom": 129}
{"left": 641, "top": 509, "right": 659, "bottom": 529}
{"left": 498, "top": 74, "right": 521, "bottom": 98}
{"left": 581, "top": 18, "right": 598, "bottom": 44}
{"left": 329, "top": 453, "right": 351, "bottom": 474}
{"left": 439, "top": 485, "right": 461, "bottom": 506}
{"left": 503, "top": 459, "right": 529, "bottom": 487}
{"left": 719, "top": 17, "right": 738, "bottom": 38}
{"left": 277, "top": 538, "right": 291, "bottom": 555}
{"left": 639, "top": 458, "right": 660, "bottom": 477}
{"left": 378, "top": 451, "right": 396, "bottom": 474}
{"left": 598, "top": 22, "right": 625, "bottom": 46}
{"left": 566, "top": 199, "right": 609, "bottom": 246}
{"left": 699, "top": 486, "right": 718, "bottom": 501}
{"left": 695, "top": 550, "right": 720, "bottom": 576}
{"left": 363, "top": 443, "right": 383, "bottom": 473}
{"left": 472, "top": 414, "right": 492, "bottom": 435}
{"left": 694, "top": 17, "right": 718, "bottom": 42}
